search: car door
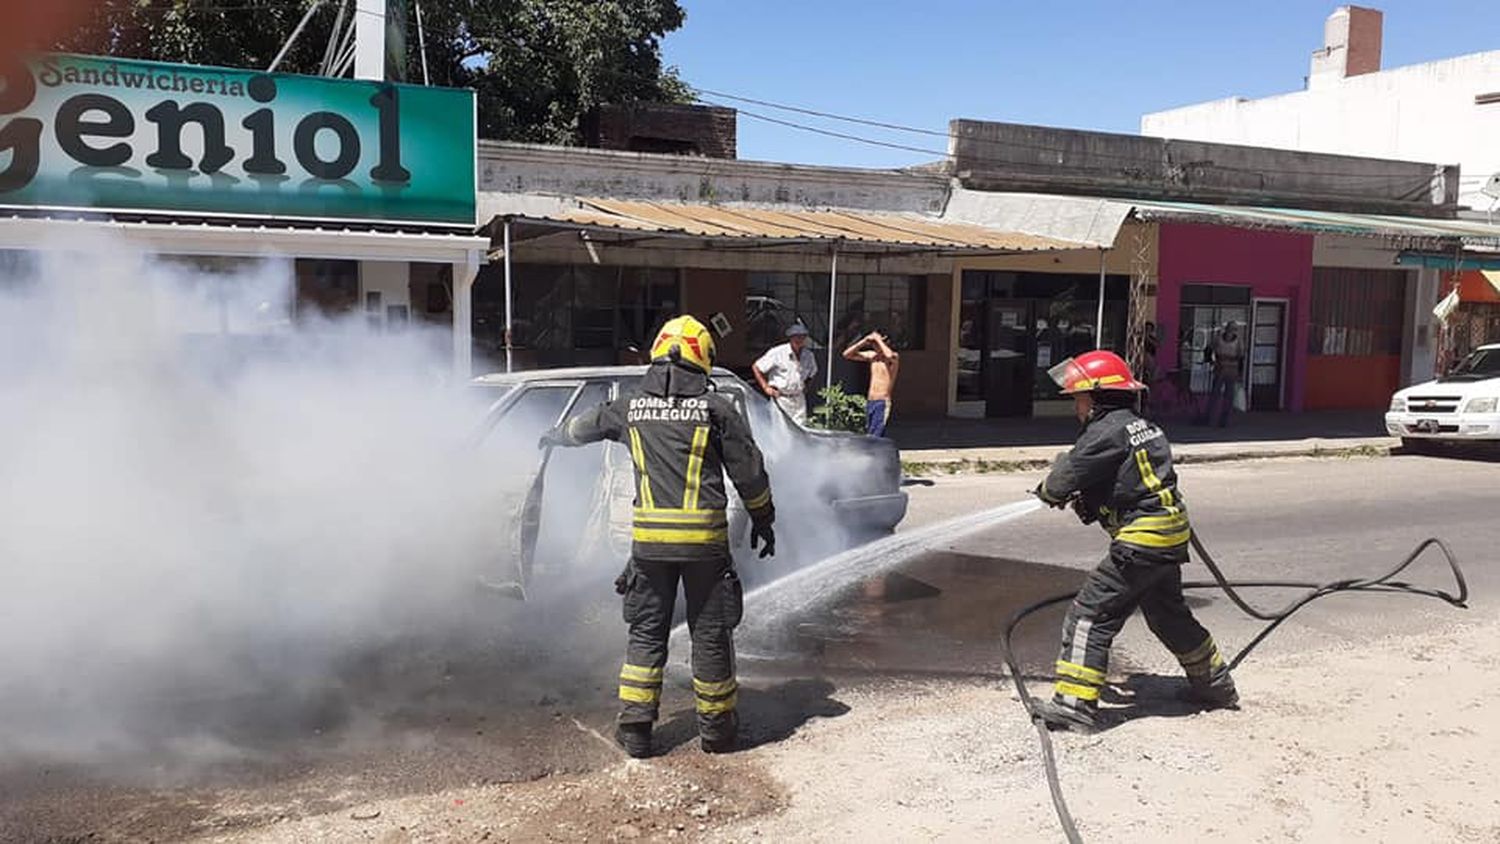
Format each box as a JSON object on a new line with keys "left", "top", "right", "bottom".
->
{"left": 478, "top": 381, "right": 583, "bottom": 587}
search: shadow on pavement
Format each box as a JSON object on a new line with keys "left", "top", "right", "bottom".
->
{"left": 1094, "top": 672, "right": 1235, "bottom": 730}
{"left": 653, "top": 678, "right": 852, "bottom": 755}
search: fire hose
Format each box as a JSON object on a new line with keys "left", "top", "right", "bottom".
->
{"left": 999, "top": 526, "right": 1469, "bottom": 844}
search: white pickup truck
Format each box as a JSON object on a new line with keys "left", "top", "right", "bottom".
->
{"left": 1386, "top": 343, "right": 1500, "bottom": 450}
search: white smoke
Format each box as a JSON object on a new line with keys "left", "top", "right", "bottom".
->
{"left": 0, "top": 239, "right": 524, "bottom": 762}
{"left": 0, "top": 238, "right": 892, "bottom": 766}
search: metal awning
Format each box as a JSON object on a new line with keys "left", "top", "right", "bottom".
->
{"left": 1127, "top": 199, "right": 1500, "bottom": 249}
{"left": 0, "top": 211, "right": 488, "bottom": 264}
{"left": 481, "top": 196, "right": 1095, "bottom": 255}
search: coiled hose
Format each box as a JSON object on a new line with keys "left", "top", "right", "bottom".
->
{"left": 998, "top": 531, "right": 1469, "bottom": 844}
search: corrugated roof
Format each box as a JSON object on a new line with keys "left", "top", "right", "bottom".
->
{"left": 496, "top": 197, "right": 1091, "bottom": 253}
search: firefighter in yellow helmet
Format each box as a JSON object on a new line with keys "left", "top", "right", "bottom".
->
{"left": 541, "top": 315, "right": 776, "bottom": 757}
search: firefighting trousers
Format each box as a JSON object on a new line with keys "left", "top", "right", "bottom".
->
{"left": 1053, "top": 547, "right": 1230, "bottom": 710}
{"left": 616, "top": 555, "right": 744, "bottom": 741}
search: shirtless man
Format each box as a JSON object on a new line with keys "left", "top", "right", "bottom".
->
{"left": 842, "top": 331, "right": 900, "bottom": 437}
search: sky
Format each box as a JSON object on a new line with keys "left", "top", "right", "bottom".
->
{"left": 661, "top": 0, "right": 1498, "bottom": 169}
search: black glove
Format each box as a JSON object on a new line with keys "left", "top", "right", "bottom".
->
{"left": 538, "top": 426, "right": 568, "bottom": 450}
{"left": 1032, "top": 483, "right": 1067, "bottom": 510}
{"left": 613, "top": 562, "right": 633, "bottom": 595}
{"left": 750, "top": 522, "right": 776, "bottom": 559}
{"left": 1071, "top": 497, "right": 1098, "bottom": 525}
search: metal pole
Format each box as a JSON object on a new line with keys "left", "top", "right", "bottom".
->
{"left": 826, "top": 242, "right": 839, "bottom": 392}
{"left": 1095, "top": 248, "right": 1107, "bottom": 350}
{"left": 503, "top": 219, "right": 515, "bottom": 373}
{"left": 269, "top": 0, "right": 324, "bottom": 72}
{"left": 414, "top": 0, "right": 431, "bottom": 85}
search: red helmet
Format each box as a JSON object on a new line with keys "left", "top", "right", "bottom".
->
{"left": 1048, "top": 350, "right": 1146, "bottom": 394}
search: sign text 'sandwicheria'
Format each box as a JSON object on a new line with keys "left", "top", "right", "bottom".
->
{"left": 0, "top": 54, "right": 475, "bottom": 225}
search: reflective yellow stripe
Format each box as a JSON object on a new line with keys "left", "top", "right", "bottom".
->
{"left": 1055, "top": 660, "right": 1105, "bottom": 685}
{"left": 1176, "top": 637, "right": 1224, "bottom": 670}
{"left": 633, "top": 527, "right": 729, "bottom": 544}
{"left": 633, "top": 508, "right": 727, "bottom": 525}
{"left": 1115, "top": 526, "right": 1192, "bottom": 548}
{"left": 693, "top": 677, "right": 738, "bottom": 697}
{"left": 629, "top": 427, "right": 655, "bottom": 508}
{"left": 1054, "top": 681, "right": 1101, "bottom": 701}
{"left": 695, "top": 693, "right": 737, "bottom": 714}
{"left": 683, "top": 425, "right": 709, "bottom": 511}
{"left": 1135, "top": 447, "right": 1174, "bottom": 508}
{"left": 743, "top": 488, "right": 771, "bottom": 511}
{"left": 620, "top": 664, "right": 664, "bottom": 683}
{"left": 619, "top": 685, "right": 660, "bottom": 704}
{"left": 1128, "top": 513, "right": 1189, "bottom": 531}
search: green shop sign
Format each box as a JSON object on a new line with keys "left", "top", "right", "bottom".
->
{"left": 0, "top": 54, "right": 475, "bottom": 225}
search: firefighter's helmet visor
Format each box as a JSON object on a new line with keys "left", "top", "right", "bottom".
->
{"left": 1048, "top": 358, "right": 1091, "bottom": 394}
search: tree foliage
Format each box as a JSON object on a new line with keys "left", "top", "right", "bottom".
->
{"left": 49, "top": 0, "right": 692, "bottom": 144}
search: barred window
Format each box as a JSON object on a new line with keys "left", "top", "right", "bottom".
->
{"left": 1308, "top": 268, "right": 1407, "bottom": 357}
{"left": 745, "top": 273, "right": 926, "bottom": 353}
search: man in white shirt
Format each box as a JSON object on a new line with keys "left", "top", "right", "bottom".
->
{"left": 752, "top": 324, "right": 819, "bottom": 425}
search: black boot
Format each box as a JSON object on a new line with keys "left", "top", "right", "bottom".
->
{"left": 616, "top": 722, "right": 653, "bottom": 759}
{"left": 1031, "top": 698, "right": 1098, "bottom": 734}
{"left": 700, "top": 711, "right": 739, "bottom": 754}
{"left": 1180, "top": 668, "right": 1239, "bottom": 709}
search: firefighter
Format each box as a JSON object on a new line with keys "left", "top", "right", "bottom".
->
{"left": 1030, "top": 349, "right": 1237, "bottom": 734}
{"left": 541, "top": 315, "right": 775, "bottom": 758}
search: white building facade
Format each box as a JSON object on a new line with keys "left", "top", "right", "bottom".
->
{"left": 1142, "top": 6, "right": 1500, "bottom": 213}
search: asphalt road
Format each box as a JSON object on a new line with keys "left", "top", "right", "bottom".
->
{"left": 895, "top": 452, "right": 1498, "bottom": 671}
{"left": 1, "top": 451, "right": 1493, "bottom": 842}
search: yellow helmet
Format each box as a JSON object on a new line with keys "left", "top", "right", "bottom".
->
{"left": 650, "top": 315, "right": 716, "bottom": 375}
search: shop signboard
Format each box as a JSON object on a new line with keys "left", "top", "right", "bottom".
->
{"left": 0, "top": 53, "right": 475, "bottom": 225}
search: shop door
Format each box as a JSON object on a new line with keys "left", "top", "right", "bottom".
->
{"left": 984, "top": 301, "right": 1033, "bottom": 417}
{"left": 1249, "top": 299, "right": 1288, "bottom": 410}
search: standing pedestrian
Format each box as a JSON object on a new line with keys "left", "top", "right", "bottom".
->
{"left": 841, "top": 330, "right": 901, "bottom": 437}
{"left": 1031, "top": 350, "right": 1238, "bottom": 733}
{"left": 541, "top": 315, "right": 775, "bottom": 758}
{"left": 752, "top": 323, "right": 819, "bottom": 425}
{"left": 1197, "top": 320, "right": 1246, "bottom": 427}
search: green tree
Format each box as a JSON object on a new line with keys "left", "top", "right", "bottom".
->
{"left": 49, "top": 0, "right": 691, "bottom": 144}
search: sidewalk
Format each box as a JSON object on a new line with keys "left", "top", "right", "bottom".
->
{"left": 892, "top": 410, "right": 1397, "bottom": 469}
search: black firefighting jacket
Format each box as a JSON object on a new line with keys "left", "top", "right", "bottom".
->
{"left": 1037, "top": 405, "right": 1191, "bottom": 563}
{"left": 557, "top": 362, "right": 775, "bottom": 562}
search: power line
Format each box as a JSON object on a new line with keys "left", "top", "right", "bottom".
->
{"left": 697, "top": 85, "right": 1458, "bottom": 184}
{"left": 696, "top": 98, "right": 950, "bottom": 161}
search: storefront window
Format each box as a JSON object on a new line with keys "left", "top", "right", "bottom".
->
{"left": 956, "top": 270, "right": 1128, "bottom": 411}
{"left": 745, "top": 272, "right": 926, "bottom": 354}
{"left": 294, "top": 259, "right": 359, "bottom": 322}
{"left": 1178, "top": 284, "right": 1252, "bottom": 394}
{"left": 473, "top": 263, "right": 680, "bottom": 368}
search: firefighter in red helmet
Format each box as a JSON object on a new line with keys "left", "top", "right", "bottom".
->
{"left": 1031, "top": 350, "right": 1237, "bottom": 733}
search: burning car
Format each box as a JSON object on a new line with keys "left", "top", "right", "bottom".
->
{"left": 471, "top": 366, "right": 908, "bottom": 598}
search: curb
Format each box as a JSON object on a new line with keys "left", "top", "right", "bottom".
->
{"left": 901, "top": 441, "right": 1395, "bottom": 477}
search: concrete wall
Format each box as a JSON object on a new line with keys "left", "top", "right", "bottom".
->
{"left": 1156, "top": 223, "right": 1314, "bottom": 411}
{"left": 951, "top": 119, "right": 1457, "bottom": 216}
{"left": 479, "top": 141, "right": 949, "bottom": 213}
{"left": 1143, "top": 50, "right": 1500, "bottom": 210}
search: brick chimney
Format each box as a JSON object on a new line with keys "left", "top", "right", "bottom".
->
{"left": 1308, "top": 6, "right": 1382, "bottom": 89}
{"left": 582, "top": 103, "right": 738, "bottom": 159}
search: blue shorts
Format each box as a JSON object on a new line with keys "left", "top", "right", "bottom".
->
{"left": 866, "top": 399, "right": 890, "bottom": 437}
